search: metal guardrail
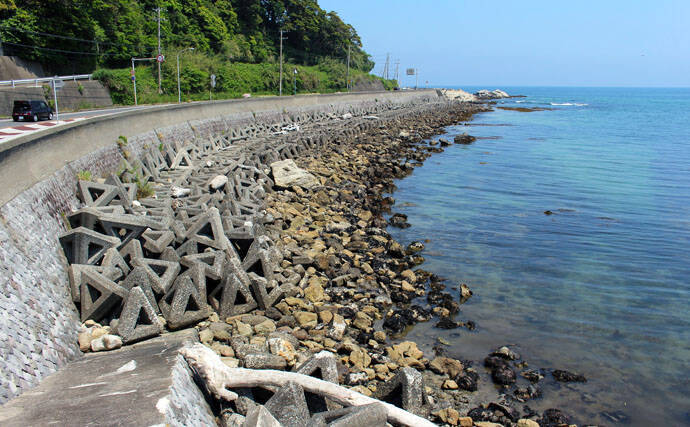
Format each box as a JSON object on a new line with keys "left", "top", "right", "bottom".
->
{"left": 0, "top": 74, "right": 92, "bottom": 88}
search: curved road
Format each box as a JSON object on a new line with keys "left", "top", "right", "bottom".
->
{"left": 0, "top": 104, "right": 169, "bottom": 129}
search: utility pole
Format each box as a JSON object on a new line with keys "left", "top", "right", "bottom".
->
{"left": 153, "top": 7, "right": 165, "bottom": 95}
{"left": 346, "top": 44, "right": 351, "bottom": 91}
{"left": 279, "top": 29, "right": 287, "bottom": 96}
{"left": 394, "top": 60, "right": 399, "bottom": 86}
{"left": 383, "top": 53, "right": 390, "bottom": 80}
{"left": 132, "top": 58, "right": 138, "bottom": 105}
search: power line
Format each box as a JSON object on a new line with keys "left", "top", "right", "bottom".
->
{"left": 0, "top": 24, "right": 154, "bottom": 49}
{"left": 0, "top": 40, "right": 125, "bottom": 56}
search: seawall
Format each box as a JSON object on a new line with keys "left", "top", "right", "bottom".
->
{"left": 0, "top": 89, "right": 440, "bottom": 404}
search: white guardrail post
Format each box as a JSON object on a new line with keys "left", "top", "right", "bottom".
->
{"left": 0, "top": 74, "right": 93, "bottom": 87}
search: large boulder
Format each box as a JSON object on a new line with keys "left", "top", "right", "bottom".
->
{"left": 270, "top": 159, "right": 319, "bottom": 189}
{"left": 474, "top": 89, "right": 510, "bottom": 99}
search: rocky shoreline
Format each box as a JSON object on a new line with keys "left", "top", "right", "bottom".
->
{"left": 253, "top": 102, "right": 582, "bottom": 427}
{"left": 61, "top": 97, "right": 587, "bottom": 426}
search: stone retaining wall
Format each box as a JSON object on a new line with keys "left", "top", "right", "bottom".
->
{"left": 0, "top": 91, "right": 439, "bottom": 405}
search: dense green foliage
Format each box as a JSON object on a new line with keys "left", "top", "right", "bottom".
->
{"left": 93, "top": 54, "right": 395, "bottom": 105}
{"left": 0, "top": 0, "right": 374, "bottom": 74}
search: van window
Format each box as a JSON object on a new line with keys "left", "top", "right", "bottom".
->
{"left": 14, "top": 101, "right": 31, "bottom": 112}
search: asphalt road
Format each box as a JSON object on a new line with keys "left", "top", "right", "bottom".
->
{"left": 0, "top": 104, "right": 167, "bottom": 129}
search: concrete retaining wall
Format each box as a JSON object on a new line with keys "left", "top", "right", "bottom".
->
{"left": 0, "top": 56, "right": 45, "bottom": 80}
{"left": 0, "top": 90, "right": 439, "bottom": 404}
{"left": 0, "top": 81, "right": 113, "bottom": 117}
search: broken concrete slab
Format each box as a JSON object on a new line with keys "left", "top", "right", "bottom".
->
{"left": 270, "top": 159, "right": 319, "bottom": 189}
{"left": 0, "top": 330, "right": 211, "bottom": 427}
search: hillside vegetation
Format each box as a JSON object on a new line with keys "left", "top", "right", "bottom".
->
{"left": 1, "top": 1, "right": 395, "bottom": 103}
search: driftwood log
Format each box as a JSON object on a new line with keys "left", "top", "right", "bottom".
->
{"left": 181, "top": 344, "right": 436, "bottom": 427}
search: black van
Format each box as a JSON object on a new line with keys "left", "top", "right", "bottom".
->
{"left": 12, "top": 100, "right": 54, "bottom": 122}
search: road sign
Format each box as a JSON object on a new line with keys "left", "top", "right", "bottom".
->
{"left": 210, "top": 74, "right": 216, "bottom": 88}
{"left": 156, "top": 54, "right": 165, "bottom": 63}
{"left": 406, "top": 68, "right": 415, "bottom": 76}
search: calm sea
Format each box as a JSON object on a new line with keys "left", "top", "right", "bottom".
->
{"left": 389, "top": 87, "right": 690, "bottom": 426}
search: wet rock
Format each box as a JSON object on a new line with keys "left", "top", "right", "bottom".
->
{"left": 521, "top": 369, "right": 544, "bottom": 383}
{"left": 459, "top": 283, "right": 473, "bottom": 302}
{"left": 538, "top": 408, "right": 571, "bottom": 426}
{"left": 389, "top": 213, "right": 411, "bottom": 228}
{"left": 601, "top": 410, "right": 631, "bottom": 424}
{"left": 491, "top": 364, "right": 516, "bottom": 385}
{"left": 455, "top": 369, "right": 479, "bottom": 391}
{"left": 438, "top": 138, "right": 451, "bottom": 147}
{"left": 552, "top": 369, "right": 586, "bottom": 383}
{"left": 435, "top": 317, "right": 462, "bottom": 329}
{"left": 429, "top": 356, "right": 464, "bottom": 378}
{"left": 434, "top": 407, "right": 461, "bottom": 425}
{"left": 514, "top": 385, "right": 541, "bottom": 401}
{"left": 405, "top": 241, "right": 425, "bottom": 254}
{"left": 454, "top": 133, "right": 476, "bottom": 144}
{"left": 485, "top": 356, "right": 515, "bottom": 385}
{"left": 491, "top": 346, "right": 520, "bottom": 361}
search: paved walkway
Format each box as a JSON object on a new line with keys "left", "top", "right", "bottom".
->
{"left": 0, "top": 330, "right": 212, "bottom": 426}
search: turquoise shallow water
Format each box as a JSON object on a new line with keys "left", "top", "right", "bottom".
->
{"left": 389, "top": 87, "right": 690, "bottom": 426}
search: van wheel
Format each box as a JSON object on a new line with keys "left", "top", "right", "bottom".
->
{"left": 49, "top": 113, "right": 54, "bottom": 120}
{"left": 33, "top": 114, "right": 38, "bottom": 122}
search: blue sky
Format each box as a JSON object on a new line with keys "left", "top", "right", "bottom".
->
{"left": 319, "top": 0, "right": 690, "bottom": 87}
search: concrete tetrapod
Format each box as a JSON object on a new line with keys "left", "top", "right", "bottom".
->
{"left": 116, "top": 286, "right": 162, "bottom": 343}
{"left": 181, "top": 344, "right": 435, "bottom": 427}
